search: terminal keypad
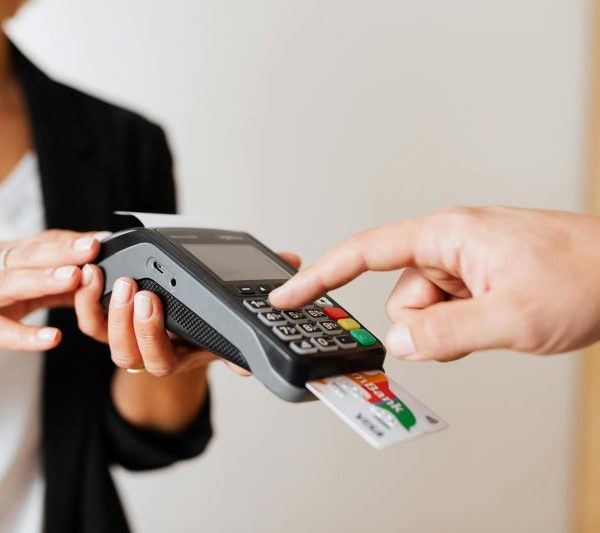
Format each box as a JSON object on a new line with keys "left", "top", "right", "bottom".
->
{"left": 243, "top": 292, "right": 379, "bottom": 355}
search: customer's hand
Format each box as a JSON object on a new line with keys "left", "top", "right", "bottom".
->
{"left": 74, "top": 252, "right": 301, "bottom": 376}
{"left": 270, "top": 207, "right": 600, "bottom": 362}
{"left": 0, "top": 230, "right": 105, "bottom": 351}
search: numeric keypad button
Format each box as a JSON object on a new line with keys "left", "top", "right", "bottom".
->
{"left": 314, "top": 296, "right": 334, "bottom": 307}
{"left": 297, "top": 321, "right": 323, "bottom": 338}
{"left": 289, "top": 340, "right": 318, "bottom": 355}
{"left": 272, "top": 325, "right": 302, "bottom": 341}
{"left": 310, "top": 336, "right": 338, "bottom": 352}
{"left": 258, "top": 311, "right": 287, "bottom": 326}
{"left": 243, "top": 298, "right": 272, "bottom": 313}
{"left": 304, "top": 307, "right": 327, "bottom": 321}
{"left": 334, "top": 335, "right": 357, "bottom": 349}
{"left": 318, "top": 320, "right": 343, "bottom": 335}
{"left": 282, "top": 310, "right": 308, "bottom": 324}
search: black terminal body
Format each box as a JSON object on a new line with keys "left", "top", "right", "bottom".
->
{"left": 96, "top": 226, "right": 386, "bottom": 402}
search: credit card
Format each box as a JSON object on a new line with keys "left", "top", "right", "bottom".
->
{"left": 306, "top": 370, "right": 447, "bottom": 449}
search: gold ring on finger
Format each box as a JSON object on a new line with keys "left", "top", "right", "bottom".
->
{"left": 126, "top": 368, "right": 146, "bottom": 374}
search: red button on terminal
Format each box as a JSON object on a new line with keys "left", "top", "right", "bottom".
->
{"left": 324, "top": 307, "right": 349, "bottom": 320}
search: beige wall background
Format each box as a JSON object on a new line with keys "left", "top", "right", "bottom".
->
{"left": 7, "top": 1, "right": 592, "bottom": 531}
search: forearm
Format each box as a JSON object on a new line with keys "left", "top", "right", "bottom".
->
{"left": 111, "top": 364, "right": 209, "bottom": 434}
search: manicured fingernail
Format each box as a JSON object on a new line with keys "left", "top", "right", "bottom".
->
{"left": 94, "top": 231, "right": 112, "bottom": 242}
{"left": 82, "top": 264, "right": 93, "bottom": 285}
{"left": 37, "top": 327, "right": 58, "bottom": 341}
{"left": 113, "top": 279, "right": 132, "bottom": 304}
{"left": 386, "top": 326, "right": 417, "bottom": 358}
{"left": 134, "top": 294, "right": 153, "bottom": 320}
{"left": 54, "top": 265, "right": 77, "bottom": 280}
{"left": 73, "top": 236, "right": 95, "bottom": 252}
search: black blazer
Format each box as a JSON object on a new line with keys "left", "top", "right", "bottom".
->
{"left": 10, "top": 44, "right": 212, "bottom": 533}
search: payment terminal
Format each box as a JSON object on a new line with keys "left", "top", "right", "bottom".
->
{"left": 96, "top": 224, "right": 386, "bottom": 402}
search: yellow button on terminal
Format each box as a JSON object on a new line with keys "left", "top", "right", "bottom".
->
{"left": 337, "top": 318, "right": 361, "bottom": 331}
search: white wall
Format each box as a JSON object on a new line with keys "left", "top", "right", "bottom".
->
{"left": 7, "top": 1, "right": 591, "bottom": 531}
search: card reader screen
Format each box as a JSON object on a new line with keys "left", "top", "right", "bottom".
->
{"left": 182, "top": 243, "right": 291, "bottom": 281}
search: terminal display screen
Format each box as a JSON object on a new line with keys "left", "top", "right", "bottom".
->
{"left": 182, "top": 243, "right": 291, "bottom": 282}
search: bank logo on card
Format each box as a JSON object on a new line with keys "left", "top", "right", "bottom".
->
{"left": 348, "top": 372, "right": 417, "bottom": 431}
{"left": 307, "top": 370, "right": 447, "bottom": 449}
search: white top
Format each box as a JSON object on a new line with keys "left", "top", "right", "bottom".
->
{"left": 0, "top": 153, "right": 45, "bottom": 533}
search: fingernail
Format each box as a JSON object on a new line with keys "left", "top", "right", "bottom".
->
{"left": 94, "top": 231, "right": 112, "bottom": 242}
{"left": 387, "top": 325, "right": 417, "bottom": 358}
{"left": 73, "top": 236, "right": 95, "bottom": 252}
{"left": 113, "top": 279, "right": 132, "bottom": 304}
{"left": 82, "top": 264, "right": 93, "bottom": 285}
{"left": 37, "top": 327, "right": 58, "bottom": 341}
{"left": 134, "top": 294, "right": 153, "bottom": 320}
{"left": 54, "top": 265, "right": 77, "bottom": 280}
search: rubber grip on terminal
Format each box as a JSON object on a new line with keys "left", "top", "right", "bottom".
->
{"left": 101, "top": 278, "right": 250, "bottom": 371}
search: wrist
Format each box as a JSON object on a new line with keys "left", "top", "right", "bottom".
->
{"left": 112, "top": 363, "right": 209, "bottom": 434}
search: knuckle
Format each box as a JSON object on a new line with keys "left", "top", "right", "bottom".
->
{"left": 76, "top": 316, "right": 92, "bottom": 335}
{"left": 77, "top": 317, "right": 101, "bottom": 338}
{"left": 43, "top": 229, "right": 75, "bottom": 242}
{"left": 345, "top": 230, "right": 369, "bottom": 250}
{"left": 135, "top": 327, "right": 160, "bottom": 348}
{"left": 385, "top": 297, "right": 402, "bottom": 322}
{"left": 18, "top": 328, "right": 33, "bottom": 348}
{"left": 438, "top": 205, "right": 476, "bottom": 218}
{"left": 111, "top": 351, "right": 135, "bottom": 368}
{"left": 386, "top": 305, "right": 413, "bottom": 326}
{"left": 109, "top": 318, "right": 131, "bottom": 336}
{"left": 10, "top": 245, "right": 27, "bottom": 266}
{"left": 438, "top": 206, "right": 478, "bottom": 226}
{"left": 145, "top": 361, "right": 174, "bottom": 377}
{"left": 343, "top": 232, "right": 369, "bottom": 269}
{"left": 38, "top": 229, "right": 60, "bottom": 242}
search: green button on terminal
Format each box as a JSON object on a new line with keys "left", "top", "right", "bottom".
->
{"left": 349, "top": 328, "right": 377, "bottom": 346}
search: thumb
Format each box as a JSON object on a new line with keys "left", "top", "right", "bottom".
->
{"left": 385, "top": 295, "right": 513, "bottom": 362}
